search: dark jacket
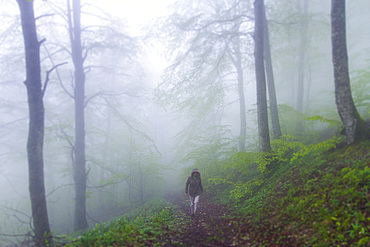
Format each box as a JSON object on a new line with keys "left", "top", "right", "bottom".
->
{"left": 185, "top": 170, "right": 203, "bottom": 197}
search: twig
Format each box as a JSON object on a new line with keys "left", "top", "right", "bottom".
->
{"left": 42, "top": 62, "right": 68, "bottom": 98}
{"left": 35, "top": 13, "right": 55, "bottom": 21}
{"left": 46, "top": 183, "right": 75, "bottom": 198}
{"left": 84, "top": 91, "right": 148, "bottom": 109}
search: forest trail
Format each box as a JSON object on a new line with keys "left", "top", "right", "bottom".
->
{"left": 162, "top": 192, "right": 298, "bottom": 247}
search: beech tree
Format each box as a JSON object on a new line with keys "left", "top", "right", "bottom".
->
{"left": 156, "top": 0, "right": 254, "bottom": 153}
{"left": 254, "top": 0, "right": 271, "bottom": 152}
{"left": 16, "top": 0, "right": 52, "bottom": 245}
{"left": 38, "top": 0, "right": 142, "bottom": 229}
{"left": 262, "top": 1, "right": 282, "bottom": 140}
{"left": 67, "top": 0, "right": 88, "bottom": 230}
{"left": 331, "top": 0, "right": 369, "bottom": 144}
{"left": 227, "top": 11, "right": 248, "bottom": 152}
{"left": 296, "top": 0, "right": 308, "bottom": 132}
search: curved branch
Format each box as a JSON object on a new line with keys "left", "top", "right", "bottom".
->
{"left": 35, "top": 13, "right": 55, "bottom": 21}
{"left": 46, "top": 183, "right": 75, "bottom": 198}
{"left": 42, "top": 62, "right": 68, "bottom": 98}
{"left": 43, "top": 43, "right": 74, "bottom": 98}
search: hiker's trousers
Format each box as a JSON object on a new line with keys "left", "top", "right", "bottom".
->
{"left": 189, "top": 195, "right": 199, "bottom": 214}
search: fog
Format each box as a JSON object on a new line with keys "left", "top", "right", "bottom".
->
{"left": 0, "top": 0, "right": 369, "bottom": 245}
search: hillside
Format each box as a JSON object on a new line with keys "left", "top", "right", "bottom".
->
{"left": 61, "top": 140, "right": 369, "bottom": 246}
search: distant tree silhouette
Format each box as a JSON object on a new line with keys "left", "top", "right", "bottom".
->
{"left": 254, "top": 0, "right": 271, "bottom": 152}
{"left": 67, "top": 0, "right": 88, "bottom": 230}
{"left": 262, "top": 1, "right": 282, "bottom": 140}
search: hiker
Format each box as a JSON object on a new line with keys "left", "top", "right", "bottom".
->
{"left": 185, "top": 168, "right": 203, "bottom": 216}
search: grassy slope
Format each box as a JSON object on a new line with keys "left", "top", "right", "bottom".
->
{"left": 62, "top": 141, "right": 369, "bottom": 246}
{"left": 238, "top": 140, "right": 370, "bottom": 246}
{"left": 63, "top": 198, "right": 188, "bottom": 246}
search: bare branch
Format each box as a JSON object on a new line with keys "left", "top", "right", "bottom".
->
{"left": 56, "top": 72, "right": 75, "bottom": 99}
{"left": 56, "top": 125, "right": 75, "bottom": 167}
{"left": 104, "top": 98, "right": 143, "bottom": 134}
{"left": 0, "top": 204, "right": 32, "bottom": 230}
{"left": 0, "top": 205, "right": 31, "bottom": 220}
{"left": 35, "top": 13, "right": 55, "bottom": 21}
{"left": 179, "top": 14, "right": 253, "bottom": 33}
{"left": 39, "top": 38, "right": 46, "bottom": 46}
{"left": 84, "top": 91, "right": 148, "bottom": 109}
{"left": 87, "top": 178, "right": 125, "bottom": 189}
{"left": 46, "top": 183, "right": 75, "bottom": 197}
{"left": 0, "top": 116, "right": 28, "bottom": 129}
{"left": 82, "top": 47, "right": 89, "bottom": 63}
{"left": 43, "top": 43, "right": 74, "bottom": 98}
{"left": 47, "top": 2, "right": 69, "bottom": 23}
{"left": 42, "top": 62, "right": 68, "bottom": 98}
{"left": 58, "top": 126, "right": 74, "bottom": 148}
{"left": 84, "top": 91, "right": 102, "bottom": 108}
{"left": 0, "top": 171, "right": 25, "bottom": 197}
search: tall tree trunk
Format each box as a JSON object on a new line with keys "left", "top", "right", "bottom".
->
{"left": 230, "top": 23, "right": 247, "bottom": 152}
{"left": 236, "top": 57, "right": 247, "bottom": 152}
{"left": 296, "top": 0, "right": 308, "bottom": 132}
{"left": 16, "top": 1, "right": 52, "bottom": 246}
{"left": 254, "top": 0, "right": 271, "bottom": 152}
{"left": 67, "top": 0, "right": 88, "bottom": 230}
{"left": 331, "top": 0, "right": 368, "bottom": 144}
{"left": 305, "top": 63, "right": 312, "bottom": 112}
{"left": 262, "top": 3, "right": 282, "bottom": 140}
{"left": 224, "top": 1, "right": 247, "bottom": 152}
{"left": 99, "top": 108, "right": 111, "bottom": 211}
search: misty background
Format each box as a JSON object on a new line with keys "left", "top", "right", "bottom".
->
{"left": 0, "top": 0, "right": 369, "bottom": 245}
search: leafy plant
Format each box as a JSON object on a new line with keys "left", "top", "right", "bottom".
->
{"left": 304, "top": 115, "right": 340, "bottom": 128}
{"left": 65, "top": 198, "right": 188, "bottom": 247}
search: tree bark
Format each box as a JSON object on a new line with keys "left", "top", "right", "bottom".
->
{"left": 254, "top": 0, "right": 271, "bottom": 152}
{"left": 331, "top": 0, "right": 367, "bottom": 144}
{"left": 67, "top": 0, "right": 88, "bottom": 230}
{"left": 16, "top": 1, "right": 52, "bottom": 246}
{"left": 262, "top": 3, "right": 282, "bottom": 140}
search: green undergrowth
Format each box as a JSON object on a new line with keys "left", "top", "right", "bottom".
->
{"left": 274, "top": 141, "right": 370, "bottom": 246}
{"left": 63, "top": 198, "right": 187, "bottom": 247}
{"left": 230, "top": 140, "right": 370, "bottom": 246}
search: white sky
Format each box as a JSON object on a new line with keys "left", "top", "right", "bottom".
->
{"left": 96, "top": 0, "right": 174, "bottom": 34}
{"left": 95, "top": 0, "right": 174, "bottom": 80}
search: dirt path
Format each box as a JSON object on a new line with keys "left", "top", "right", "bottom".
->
{"left": 165, "top": 192, "right": 245, "bottom": 246}
{"left": 161, "top": 192, "right": 298, "bottom": 247}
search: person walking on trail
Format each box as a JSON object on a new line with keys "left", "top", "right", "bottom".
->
{"left": 185, "top": 168, "right": 203, "bottom": 216}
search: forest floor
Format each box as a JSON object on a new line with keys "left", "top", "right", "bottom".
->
{"left": 160, "top": 191, "right": 300, "bottom": 247}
